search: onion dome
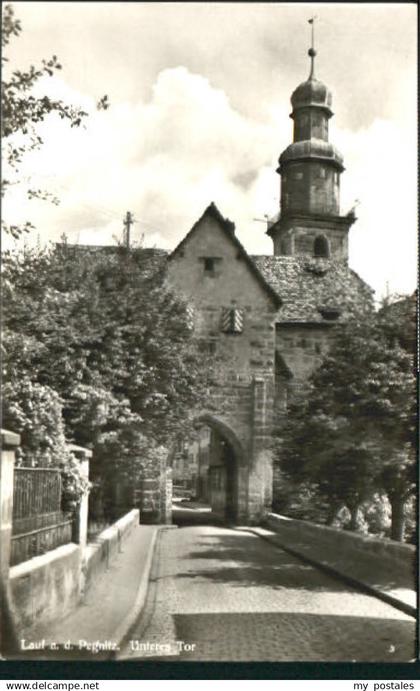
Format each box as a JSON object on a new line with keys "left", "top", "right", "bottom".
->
{"left": 279, "top": 138, "right": 344, "bottom": 171}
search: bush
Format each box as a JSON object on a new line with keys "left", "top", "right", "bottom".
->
{"left": 2, "top": 377, "right": 89, "bottom": 509}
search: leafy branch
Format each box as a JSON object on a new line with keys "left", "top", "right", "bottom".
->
{"left": 1, "top": 4, "right": 109, "bottom": 237}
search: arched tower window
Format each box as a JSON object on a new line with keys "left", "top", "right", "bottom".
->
{"left": 280, "top": 239, "right": 289, "bottom": 256}
{"left": 314, "top": 235, "right": 330, "bottom": 258}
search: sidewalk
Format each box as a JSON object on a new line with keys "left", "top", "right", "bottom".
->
{"left": 12, "top": 524, "right": 163, "bottom": 660}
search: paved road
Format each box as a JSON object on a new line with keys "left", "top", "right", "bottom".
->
{"left": 119, "top": 520, "right": 415, "bottom": 662}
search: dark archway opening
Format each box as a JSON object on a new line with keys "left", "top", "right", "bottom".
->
{"left": 172, "top": 420, "right": 241, "bottom": 527}
{"left": 208, "top": 429, "right": 238, "bottom": 524}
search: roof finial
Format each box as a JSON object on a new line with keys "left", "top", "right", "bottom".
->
{"left": 308, "top": 16, "right": 317, "bottom": 79}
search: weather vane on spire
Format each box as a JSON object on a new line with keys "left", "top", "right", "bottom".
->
{"left": 308, "top": 15, "right": 318, "bottom": 79}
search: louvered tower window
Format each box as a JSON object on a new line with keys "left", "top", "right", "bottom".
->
{"left": 314, "top": 235, "right": 330, "bottom": 258}
{"left": 221, "top": 308, "right": 244, "bottom": 334}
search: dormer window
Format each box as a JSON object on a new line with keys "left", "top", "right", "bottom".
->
{"left": 204, "top": 258, "right": 215, "bottom": 273}
{"left": 318, "top": 305, "right": 341, "bottom": 320}
{"left": 201, "top": 256, "right": 222, "bottom": 277}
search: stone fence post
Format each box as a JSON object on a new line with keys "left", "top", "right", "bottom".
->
{"left": 68, "top": 444, "right": 92, "bottom": 553}
{"left": 1, "top": 429, "right": 20, "bottom": 656}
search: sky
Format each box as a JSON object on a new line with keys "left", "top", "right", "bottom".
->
{"left": 2, "top": 2, "right": 417, "bottom": 300}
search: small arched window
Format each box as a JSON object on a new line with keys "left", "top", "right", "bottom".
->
{"left": 280, "top": 239, "right": 288, "bottom": 256}
{"left": 314, "top": 235, "right": 330, "bottom": 258}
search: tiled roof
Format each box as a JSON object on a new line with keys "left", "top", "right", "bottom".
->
{"left": 250, "top": 255, "right": 374, "bottom": 323}
{"left": 130, "top": 248, "right": 168, "bottom": 276}
{"left": 55, "top": 242, "right": 373, "bottom": 323}
{"left": 55, "top": 243, "right": 168, "bottom": 277}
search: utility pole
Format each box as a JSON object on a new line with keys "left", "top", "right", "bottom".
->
{"left": 123, "top": 211, "right": 135, "bottom": 249}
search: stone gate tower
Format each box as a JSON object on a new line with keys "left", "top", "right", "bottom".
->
{"left": 267, "top": 37, "right": 355, "bottom": 262}
{"left": 166, "top": 32, "right": 373, "bottom": 525}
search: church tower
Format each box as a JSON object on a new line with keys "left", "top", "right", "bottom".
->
{"left": 268, "top": 21, "right": 355, "bottom": 260}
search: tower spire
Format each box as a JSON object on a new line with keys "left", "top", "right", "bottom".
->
{"left": 308, "top": 16, "right": 317, "bottom": 79}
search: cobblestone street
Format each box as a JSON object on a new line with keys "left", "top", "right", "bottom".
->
{"left": 119, "top": 520, "right": 415, "bottom": 662}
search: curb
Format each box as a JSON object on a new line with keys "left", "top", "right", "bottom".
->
{"left": 112, "top": 525, "right": 174, "bottom": 651}
{"left": 237, "top": 527, "right": 416, "bottom": 619}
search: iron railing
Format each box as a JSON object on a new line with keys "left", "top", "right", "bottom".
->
{"left": 13, "top": 467, "right": 62, "bottom": 519}
{"left": 11, "top": 467, "right": 73, "bottom": 566}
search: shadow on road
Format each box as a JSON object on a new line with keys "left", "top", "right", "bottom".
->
{"left": 171, "top": 527, "right": 413, "bottom": 600}
{"left": 170, "top": 506, "right": 354, "bottom": 592}
{"left": 173, "top": 530, "right": 356, "bottom": 592}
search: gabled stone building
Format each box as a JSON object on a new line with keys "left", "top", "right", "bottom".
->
{"left": 166, "top": 48, "right": 373, "bottom": 524}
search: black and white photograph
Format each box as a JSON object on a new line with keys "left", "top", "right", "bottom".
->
{"left": 0, "top": 1, "right": 417, "bottom": 669}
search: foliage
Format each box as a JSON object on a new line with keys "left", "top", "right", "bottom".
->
{"left": 360, "top": 493, "right": 392, "bottom": 537}
{"left": 1, "top": 4, "right": 108, "bottom": 237}
{"left": 272, "top": 470, "right": 329, "bottom": 523}
{"left": 2, "top": 377, "right": 90, "bottom": 509}
{"left": 278, "top": 307, "right": 416, "bottom": 540}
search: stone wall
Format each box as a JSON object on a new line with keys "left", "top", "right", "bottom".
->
{"left": 264, "top": 513, "right": 416, "bottom": 602}
{"left": 10, "top": 509, "right": 140, "bottom": 631}
{"left": 281, "top": 161, "right": 340, "bottom": 216}
{"left": 82, "top": 509, "right": 139, "bottom": 594}
{"left": 10, "top": 544, "right": 82, "bottom": 630}
{"left": 272, "top": 216, "right": 351, "bottom": 261}
{"left": 161, "top": 466, "right": 173, "bottom": 524}
{"left": 1, "top": 430, "right": 21, "bottom": 654}
{"left": 274, "top": 223, "right": 349, "bottom": 261}
{"left": 275, "top": 323, "right": 334, "bottom": 391}
{"left": 1, "top": 432, "right": 94, "bottom": 641}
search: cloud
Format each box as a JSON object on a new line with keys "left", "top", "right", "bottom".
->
{"left": 333, "top": 118, "right": 417, "bottom": 299}
{"left": 3, "top": 67, "right": 279, "bottom": 244}
{"left": 2, "top": 66, "right": 416, "bottom": 300}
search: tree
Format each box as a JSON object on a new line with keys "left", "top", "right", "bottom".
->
{"left": 279, "top": 311, "right": 416, "bottom": 541}
{"left": 376, "top": 293, "right": 417, "bottom": 540}
{"left": 1, "top": 4, "right": 108, "bottom": 238}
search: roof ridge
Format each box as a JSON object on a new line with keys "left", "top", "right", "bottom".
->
{"left": 170, "top": 204, "right": 281, "bottom": 308}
